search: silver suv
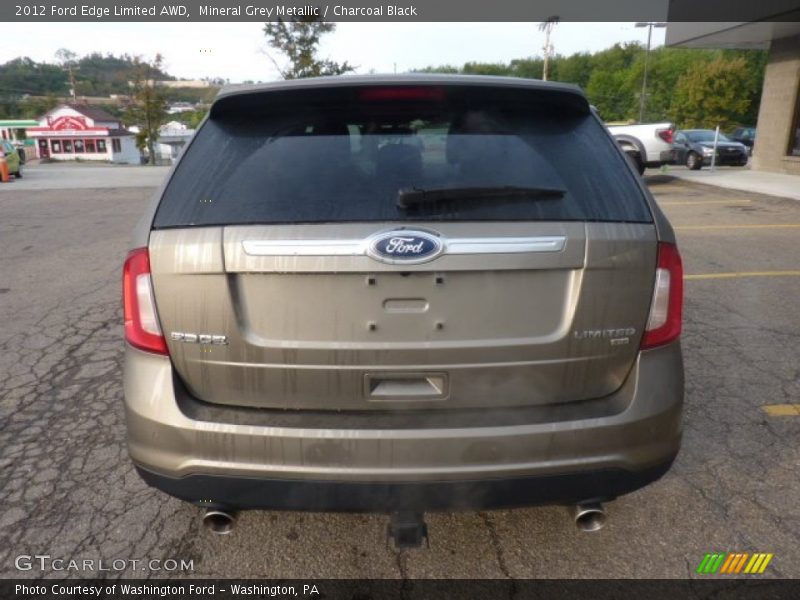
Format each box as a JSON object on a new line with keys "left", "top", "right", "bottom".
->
{"left": 123, "top": 75, "right": 684, "bottom": 545}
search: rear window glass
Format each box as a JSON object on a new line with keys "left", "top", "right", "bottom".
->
{"left": 686, "top": 130, "right": 731, "bottom": 143}
{"left": 154, "top": 86, "right": 651, "bottom": 228}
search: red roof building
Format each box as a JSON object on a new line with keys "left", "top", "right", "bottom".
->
{"left": 27, "top": 104, "right": 140, "bottom": 164}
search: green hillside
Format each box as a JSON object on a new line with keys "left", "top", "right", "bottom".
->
{"left": 0, "top": 53, "right": 219, "bottom": 119}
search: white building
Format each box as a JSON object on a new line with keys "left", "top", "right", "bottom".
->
{"left": 166, "top": 102, "right": 196, "bottom": 114}
{"left": 27, "top": 104, "right": 139, "bottom": 164}
{"left": 157, "top": 121, "right": 196, "bottom": 164}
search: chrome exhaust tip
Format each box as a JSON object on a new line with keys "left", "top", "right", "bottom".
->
{"left": 202, "top": 509, "right": 237, "bottom": 535}
{"left": 569, "top": 503, "right": 607, "bottom": 532}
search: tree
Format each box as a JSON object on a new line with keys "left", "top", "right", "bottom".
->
{"left": 669, "top": 57, "right": 754, "bottom": 129}
{"left": 462, "top": 62, "right": 512, "bottom": 76}
{"left": 550, "top": 52, "right": 591, "bottom": 88}
{"left": 263, "top": 17, "right": 354, "bottom": 79}
{"left": 0, "top": 57, "right": 68, "bottom": 97}
{"left": 416, "top": 65, "right": 460, "bottom": 74}
{"left": 18, "top": 94, "right": 59, "bottom": 119}
{"left": 722, "top": 49, "right": 768, "bottom": 125}
{"left": 631, "top": 47, "right": 709, "bottom": 123}
{"left": 409, "top": 43, "right": 767, "bottom": 128}
{"left": 584, "top": 43, "right": 643, "bottom": 121}
{"left": 125, "top": 54, "right": 168, "bottom": 165}
{"left": 510, "top": 57, "right": 546, "bottom": 80}
{"left": 75, "top": 52, "right": 172, "bottom": 96}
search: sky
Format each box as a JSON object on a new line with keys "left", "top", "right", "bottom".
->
{"left": 3, "top": 22, "right": 666, "bottom": 83}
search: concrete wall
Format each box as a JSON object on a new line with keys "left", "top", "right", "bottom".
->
{"left": 47, "top": 148, "right": 113, "bottom": 162}
{"left": 111, "top": 137, "right": 141, "bottom": 165}
{"left": 752, "top": 35, "right": 800, "bottom": 175}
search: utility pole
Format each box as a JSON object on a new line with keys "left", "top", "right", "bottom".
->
{"left": 67, "top": 64, "right": 78, "bottom": 101}
{"left": 539, "top": 17, "right": 559, "bottom": 81}
{"left": 55, "top": 49, "right": 79, "bottom": 102}
{"left": 635, "top": 22, "right": 666, "bottom": 123}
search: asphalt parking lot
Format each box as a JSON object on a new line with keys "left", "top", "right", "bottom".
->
{"left": 1, "top": 164, "right": 798, "bottom": 579}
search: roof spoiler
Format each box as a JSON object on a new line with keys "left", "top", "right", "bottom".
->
{"left": 210, "top": 77, "right": 591, "bottom": 119}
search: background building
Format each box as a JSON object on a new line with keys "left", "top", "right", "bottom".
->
{"left": 26, "top": 104, "right": 139, "bottom": 164}
{"left": 668, "top": 23, "right": 800, "bottom": 175}
{"left": 156, "top": 121, "right": 195, "bottom": 164}
{"left": 0, "top": 119, "right": 38, "bottom": 142}
{"left": 0, "top": 119, "right": 38, "bottom": 162}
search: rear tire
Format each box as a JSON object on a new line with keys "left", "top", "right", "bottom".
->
{"left": 13, "top": 171, "right": 21, "bottom": 178}
{"left": 686, "top": 152, "right": 702, "bottom": 170}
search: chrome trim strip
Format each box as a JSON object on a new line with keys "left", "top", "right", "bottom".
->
{"left": 242, "top": 235, "right": 567, "bottom": 257}
{"left": 446, "top": 236, "right": 566, "bottom": 254}
{"left": 242, "top": 239, "right": 365, "bottom": 256}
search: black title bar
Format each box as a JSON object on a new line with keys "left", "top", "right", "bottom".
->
{"left": 5, "top": 579, "right": 800, "bottom": 600}
{"left": 3, "top": 0, "right": 800, "bottom": 22}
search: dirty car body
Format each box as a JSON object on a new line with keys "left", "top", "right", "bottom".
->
{"left": 123, "top": 75, "right": 684, "bottom": 515}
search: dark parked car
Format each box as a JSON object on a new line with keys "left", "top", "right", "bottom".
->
{"left": 728, "top": 126, "right": 756, "bottom": 154}
{"left": 673, "top": 129, "right": 749, "bottom": 170}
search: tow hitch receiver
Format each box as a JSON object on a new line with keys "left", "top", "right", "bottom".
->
{"left": 387, "top": 511, "right": 429, "bottom": 549}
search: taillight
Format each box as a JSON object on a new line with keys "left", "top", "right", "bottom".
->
{"left": 657, "top": 128, "right": 674, "bottom": 144}
{"left": 641, "top": 242, "right": 683, "bottom": 349}
{"left": 123, "top": 247, "right": 168, "bottom": 355}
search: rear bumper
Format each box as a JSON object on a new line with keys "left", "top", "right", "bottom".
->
{"left": 136, "top": 459, "right": 676, "bottom": 512}
{"left": 649, "top": 149, "right": 676, "bottom": 166}
{"left": 124, "top": 341, "right": 683, "bottom": 509}
{"left": 702, "top": 154, "right": 748, "bottom": 166}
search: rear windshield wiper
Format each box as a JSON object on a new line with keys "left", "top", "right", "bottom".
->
{"left": 397, "top": 186, "right": 566, "bottom": 209}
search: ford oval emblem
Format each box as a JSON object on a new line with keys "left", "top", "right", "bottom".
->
{"left": 366, "top": 230, "right": 444, "bottom": 264}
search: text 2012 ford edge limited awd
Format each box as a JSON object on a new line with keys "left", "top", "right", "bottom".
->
{"left": 123, "top": 75, "right": 683, "bottom": 546}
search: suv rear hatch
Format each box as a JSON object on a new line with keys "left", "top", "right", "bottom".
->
{"left": 148, "top": 80, "right": 656, "bottom": 411}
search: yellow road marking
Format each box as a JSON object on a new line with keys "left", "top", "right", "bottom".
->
{"left": 759, "top": 554, "right": 774, "bottom": 573}
{"left": 748, "top": 554, "right": 766, "bottom": 574}
{"left": 676, "top": 224, "right": 800, "bottom": 230}
{"left": 743, "top": 554, "right": 759, "bottom": 574}
{"left": 761, "top": 404, "right": 800, "bottom": 417}
{"left": 660, "top": 200, "right": 752, "bottom": 206}
{"left": 685, "top": 270, "right": 800, "bottom": 280}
